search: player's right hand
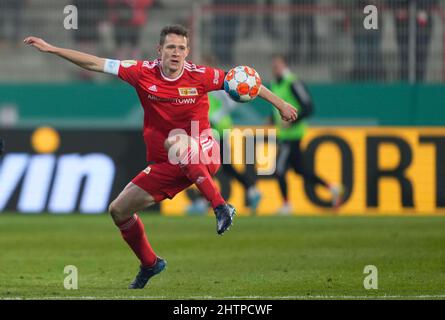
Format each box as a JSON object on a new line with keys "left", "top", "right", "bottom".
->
{"left": 279, "top": 102, "right": 298, "bottom": 122}
{"left": 23, "top": 36, "right": 56, "bottom": 53}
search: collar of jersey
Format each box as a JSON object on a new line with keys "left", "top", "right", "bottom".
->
{"left": 159, "top": 61, "right": 184, "bottom": 82}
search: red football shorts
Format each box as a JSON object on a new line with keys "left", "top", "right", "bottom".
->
{"left": 131, "top": 135, "right": 220, "bottom": 202}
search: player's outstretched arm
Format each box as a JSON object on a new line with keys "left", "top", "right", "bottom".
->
{"left": 258, "top": 85, "right": 298, "bottom": 122}
{"left": 23, "top": 36, "right": 105, "bottom": 72}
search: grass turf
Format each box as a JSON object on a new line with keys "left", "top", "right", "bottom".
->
{"left": 0, "top": 213, "right": 444, "bottom": 299}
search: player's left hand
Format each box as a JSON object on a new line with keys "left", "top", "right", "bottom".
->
{"left": 279, "top": 102, "right": 298, "bottom": 122}
{"left": 23, "top": 36, "right": 57, "bottom": 53}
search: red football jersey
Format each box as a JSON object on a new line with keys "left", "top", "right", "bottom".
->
{"left": 117, "top": 59, "right": 225, "bottom": 163}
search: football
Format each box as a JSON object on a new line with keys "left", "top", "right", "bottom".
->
{"left": 224, "top": 66, "right": 262, "bottom": 103}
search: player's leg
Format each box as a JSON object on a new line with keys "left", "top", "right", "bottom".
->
{"left": 185, "top": 187, "right": 209, "bottom": 215}
{"left": 109, "top": 182, "right": 165, "bottom": 288}
{"left": 222, "top": 163, "right": 252, "bottom": 189}
{"left": 165, "top": 134, "right": 235, "bottom": 234}
{"left": 275, "top": 141, "right": 292, "bottom": 214}
{"left": 109, "top": 182, "right": 155, "bottom": 225}
{"left": 222, "top": 162, "right": 262, "bottom": 211}
{"left": 290, "top": 140, "right": 344, "bottom": 208}
{"left": 109, "top": 182, "right": 158, "bottom": 267}
{"left": 219, "top": 137, "right": 262, "bottom": 211}
{"left": 165, "top": 134, "right": 225, "bottom": 209}
{"left": 291, "top": 139, "right": 329, "bottom": 188}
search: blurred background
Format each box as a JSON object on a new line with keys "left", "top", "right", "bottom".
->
{"left": 0, "top": 0, "right": 444, "bottom": 83}
{"left": 0, "top": 0, "right": 444, "bottom": 215}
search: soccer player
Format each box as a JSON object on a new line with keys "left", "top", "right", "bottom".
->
{"left": 270, "top": 54, "right": 344, "bottom": 214}
{"left": 24, "top": 25, "right": 297, "bottom": 289}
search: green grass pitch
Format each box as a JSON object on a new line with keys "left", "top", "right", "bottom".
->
{"left": 0, "top": 213, "right": 444, "bottom": 300}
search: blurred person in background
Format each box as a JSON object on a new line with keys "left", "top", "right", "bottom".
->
{"left": 73, "top": 0, "right": 107, "bottom": 80}
{"left": 390, "top": 0, "right": 438, "bottom": 82}
{"left": 186, "top": 56, "right": 262, "bottom": 215}
{"left": 0, "top": 0, "right": 27, "bottom": 47}
{"left": 107, "top": 0, "right": 154, "bottom": 60}
{"left": 263, "top": 0, "right": 280, "bottom": 38}
{"left": 345, "top": 0, "right": 384, "bottom": 81}
{"left": 242, "top": 0, "right": 280, "bottom": 39}
{"left": 213, "top": 0, "right": 254, "bottom": 66}
{"left": 270, "top": 54, "right": 344, "bottom": 214}
{"left": 289, "top": 0, "right": 317, "bottom": 64}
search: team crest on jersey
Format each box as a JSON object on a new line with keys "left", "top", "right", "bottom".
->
{"left": 121, "top": 60, "right": 137, "bottom": 68}
{"left": 178, "top": 88, "right": 198, "bottom": 96}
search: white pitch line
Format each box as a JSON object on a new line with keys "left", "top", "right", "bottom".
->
{"left": 2, "top": 295, "right": 445, "bottom": 300}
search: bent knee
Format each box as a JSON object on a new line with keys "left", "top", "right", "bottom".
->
{"left": 108, "top": 201, "right": 119, "bottom": 217}
{"left": 164, "top": 138, "right": 173, "bottom": 152}
{"left": 164, "top": 135, "right": 182, "bottom": 151}
{"left": 108, "top": 201, "right": 129, "bottom": 224}
{"left": 164, "top": 134, "right": 195, "bottom": 151}
{"left": 108, "top": 201, "right": 117, "bottom": 215}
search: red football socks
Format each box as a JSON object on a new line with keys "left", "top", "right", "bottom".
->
{"left": 178, "top": 147, "right": 225, "bottom": 209}
{"left": 118, "top": 214, "right": 157, "bottom": 267}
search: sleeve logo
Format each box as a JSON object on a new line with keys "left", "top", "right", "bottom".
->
{"left": 143, "top": 166, "right": 151, "bottom": 175}
{"left": 121, "top": 60, "right": 137, "bottom": 68}
{"left": 213, "top": 69, "right": 220, "bottom": 85}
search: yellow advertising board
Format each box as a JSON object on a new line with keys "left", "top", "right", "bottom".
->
{"left": 161, "top": 127, "right": 445, "bottom": 215}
